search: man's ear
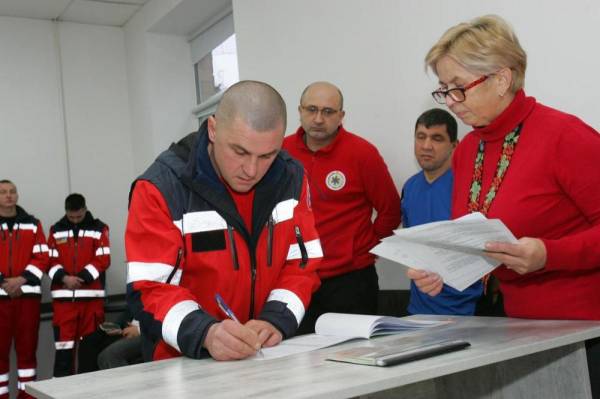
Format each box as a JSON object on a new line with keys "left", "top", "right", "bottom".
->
{"left": 338, "top": 110, "right": 346, "bottom": 127}
{"left": 207, "top": 116, "right": 217, "bottom": 143}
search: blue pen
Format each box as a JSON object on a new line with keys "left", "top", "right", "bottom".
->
{"left": 215, "top": 293, "right": 263, "bottom": 356}
{"left": 215, "top": 293, "right": 241, "bottom": 323}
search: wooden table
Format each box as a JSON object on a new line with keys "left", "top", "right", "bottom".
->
{"left": 26, "top": 316, "right": 600, "bottom": 399}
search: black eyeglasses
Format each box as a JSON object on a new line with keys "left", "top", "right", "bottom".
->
{"left": 431, "top": 75, "right": 489, "bottom": 104}
{"left": 300, "top": 105, "right": 341, "bottom": 118}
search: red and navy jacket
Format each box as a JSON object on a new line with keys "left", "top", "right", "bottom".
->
{"left": 47, "top": 212, "right": 110, "bottom": 300}
{"left": 126, "top": 121, "right": 322, "bottom": 360}
{"left": 0, "top": 206, "right": 48, "bottom": 297}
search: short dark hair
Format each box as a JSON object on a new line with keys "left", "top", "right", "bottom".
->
{"left": 0, "top": 179, "right": 14, "bottom": 185}
{"left": 414, "top": 108, "right": 458, "bottom": 142}
{"left": 65, "top": 193, "right": 86, "bottom": 211}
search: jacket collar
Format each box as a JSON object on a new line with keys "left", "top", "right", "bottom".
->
{"left": 170, "top": 120, "right": 292, "bottom": 242}
{"left": 293, "top": 125, "right": 347, "bottom": 153}
{"left": 55, "top": 211, "right": 96, "bottom": 230}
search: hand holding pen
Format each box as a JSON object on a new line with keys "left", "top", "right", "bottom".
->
{"left": 203, "top": 293, "right": 265, "bottom": 361}
{"left": 215, "top": 293, "right": 265, "bottom": 358}
{"left": 215, "top": 293, "right": 282, "bottom": 349}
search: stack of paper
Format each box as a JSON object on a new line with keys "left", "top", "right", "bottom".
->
{"left": 371, "top": 212, "right": 517, "bottom": 291}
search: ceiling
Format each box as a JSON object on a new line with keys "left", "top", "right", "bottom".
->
{"left": 0, "top": 0, "right": 150, "bottom": 27}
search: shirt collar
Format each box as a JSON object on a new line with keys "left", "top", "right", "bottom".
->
{"left": 293, "top": 125, "right": 347, "bottom": 153}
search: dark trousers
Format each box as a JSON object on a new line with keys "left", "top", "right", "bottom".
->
{"left": 296, "top": 265, "right": 379, "bottom": 335}
{"left": 98, "top": 336, "right": 143, "bottom": 369}
{"left": 77, "top": 330, "right": 121, "bottom": 373}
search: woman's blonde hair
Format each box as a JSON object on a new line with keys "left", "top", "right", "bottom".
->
{"left": 425, "top": 15, "right": 527, "bottom": 93}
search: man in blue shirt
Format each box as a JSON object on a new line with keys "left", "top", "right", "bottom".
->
{"left": 401, "top": 108, "right": 482, "bottom": 315}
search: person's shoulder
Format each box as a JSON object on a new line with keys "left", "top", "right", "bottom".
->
{"left": 403, "top": 171, "right": 425, "bottom": 190}
{"left": 277, "top": 148, "right": 304, "bottom": 175}
{"left": 282, "top": 132, "right": 296, "bottom": 147}
{"left": 341, "top": 129, "right": 377, "bottom": 148}
{"left": 136, "top": 132, "right": 196, "bottom": 193}
{"left": 282, "top": 129, "right": 304, "bottom": 155}
{"left": 530, "top": 102, "right": 599, "bottom": 139}
{"left": 15, "top": 206, "right": 39, "bottom": 225}
{"left": 92, "top": 218, "right": 109, "bottom": 231}
{"left": 339, "top": 129, "right": 387, "bottom": 162}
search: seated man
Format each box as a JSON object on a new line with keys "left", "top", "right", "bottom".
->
{"left": 77, "top": 308, "right": 142, "bottom": 372}
{"left": 126, "top": 80, "right": 322, "bottom": 361}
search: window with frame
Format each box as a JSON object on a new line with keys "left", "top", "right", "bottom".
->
{"left": 194, "top": 34, "right": 239, "bottom": 104}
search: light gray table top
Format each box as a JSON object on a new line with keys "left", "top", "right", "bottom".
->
{"left": 27, "top": 316, "right": 600, "bottom": 399}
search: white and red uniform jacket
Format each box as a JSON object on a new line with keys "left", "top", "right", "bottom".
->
{"left": 47, "top": 212, "right": 110, "bottom": 300}
{"left": 0, "top": 206, "right": 48, "bottom": 296}
{"left": 126, "top": 123, "right": 322, "bottom": 361}
{"left": 1, "top": 207, "right": 48, "bottom": 398}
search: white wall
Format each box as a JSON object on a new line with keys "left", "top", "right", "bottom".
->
{"left": 232, "top": 0, "right": 600, "bottom": 289}
{"left": 123, "top": 0, "right": 198, "bottom": 175}
{"left": 0, "top": 17, "right": 69, "bottom": 232}
{"left": 58, "top": 22, "right": 136, "bottom": 294}
{"left": 0, "top": 17, "right": 136, "bottom": 296}
{"left": 1, "top": 1, "right": 200, "bottom": 297}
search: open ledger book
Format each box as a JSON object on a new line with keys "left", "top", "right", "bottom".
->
{"left": 255, "top": 313, "right": 451, "bottom": 361}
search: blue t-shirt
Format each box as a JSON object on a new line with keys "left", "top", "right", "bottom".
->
{"left": 401, "top": 169, "right": 482, "bottom": 315}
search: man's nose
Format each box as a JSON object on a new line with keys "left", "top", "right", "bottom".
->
{"left": 243, "top": 157, "right": 258, "bottom": 178}
{"left": 313, "top": 110, "right": 325, "bottom": 123}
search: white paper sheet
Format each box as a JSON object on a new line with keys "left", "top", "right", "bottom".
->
{"left": 371, "top": 213, "right": 517, "bottom": 291}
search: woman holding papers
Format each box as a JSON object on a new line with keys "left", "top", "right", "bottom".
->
{"left": 408, "top": 14, "right": 600, "bottom": 397}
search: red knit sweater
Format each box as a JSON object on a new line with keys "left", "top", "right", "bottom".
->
{"left": 283, "top": 126, "right": 401, "bottom": 279}
{"left": 452, "top": 90, "right": 600, "bottom": 319}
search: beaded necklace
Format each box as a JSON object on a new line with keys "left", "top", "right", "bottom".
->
{"left": 468, "top": 124, "right": 522, "bottom": 215}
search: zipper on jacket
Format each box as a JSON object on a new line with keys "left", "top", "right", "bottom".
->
{"left": 250, "top": 252, "right": 256, "bottom": 319}
{"left": 166, "top": 248, "right": 183, "bottom": 284}
{"left": 266, "top": 217, "right": 274, "bottom": 267}
{"left": 294, "top": 226, "right": 308, "bottom": 269}
{"left": 8, "top": 230, "right": 13, "bottom": 277}
{"left": 227, "top": 224, "right": 240, "bottom": 270}
{"left": 72, "top": 231, "right": 78, "bottom": 302}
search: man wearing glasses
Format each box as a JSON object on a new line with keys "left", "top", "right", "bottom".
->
{"left": 283, "top": 81, "right": 401, "bottom": 334}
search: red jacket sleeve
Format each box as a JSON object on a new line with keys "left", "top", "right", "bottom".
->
{"left": 542, "top": 121, "right": 600, "bottom": 271}
{"left": 78, "top": 225, "right": 111, "bottom": 283}
{"left": 259, "top": 176, "right": 322, "bottom": 337}
{"left": 360, "top": 146, "right": 402, "bottom": 239}
{"left": 126, "top": 180, "right": 216, "bottom": 359}
{"left": 47, "top": 226, "right": 66, "bottom": 284}
{"left": 22, "top": 221, "right": 49, "bottom": 286}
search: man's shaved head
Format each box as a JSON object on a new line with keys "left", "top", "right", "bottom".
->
{"left": 300, "top": 81, "right": 344, "bottom": 110}
{"left": 215, "top": 80, "right": 287, "bottom": 133}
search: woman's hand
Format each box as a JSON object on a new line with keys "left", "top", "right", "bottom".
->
{"left": 484, "top": 237, "right": 547, "bottom": 275}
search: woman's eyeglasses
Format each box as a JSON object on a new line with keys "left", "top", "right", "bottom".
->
{"left": 431, "top": 75, "right": 489, "bottom": 104}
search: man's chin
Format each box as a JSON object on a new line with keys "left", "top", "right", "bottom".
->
{"left": 230, "top": 180, "right": 255, "bottom": 193}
